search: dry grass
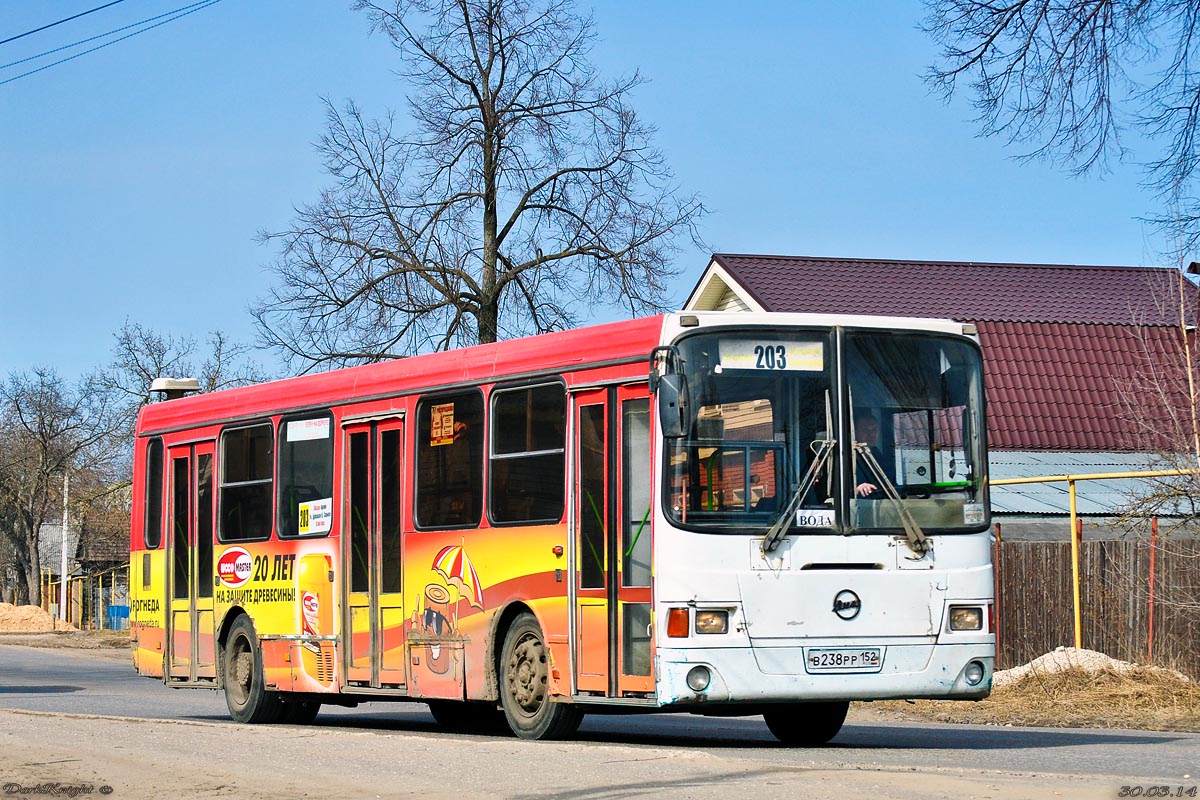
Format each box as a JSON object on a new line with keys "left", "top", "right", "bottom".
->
{"left": 871, "top": 666, "right": 1200, "bottom": 732}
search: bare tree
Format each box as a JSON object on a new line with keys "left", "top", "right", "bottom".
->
{"left": 923, "top": 0, "right": 1200, "bottom": 253}
{"left": 197, "top": 330, "right": 269, "bottom": 393}
{"left": 254, "top": 0, "right": 705, "bottom": 371}
{"left": 0, "top": 368, "right": 124, "bottom": 606}
{"left": 100, "top": 320, "right": 267, "bottom": 412}
{"left": 0, "top": 322, "right": 266, "bottom": 606}
{"left": 100, "top": 320, "right": 200, "bottom": 410}
{"left": 97, "top": 319, "right": 268, "bottom": 463}
{"left": 1112, "top": 267, "right": 1200, "bottom": 522}
{"left": 96, "top": 318, "right": 268, "bottom": 511}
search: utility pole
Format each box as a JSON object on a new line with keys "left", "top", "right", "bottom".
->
{"left": 59, "top": 470, "right": 69, "bottom": 622}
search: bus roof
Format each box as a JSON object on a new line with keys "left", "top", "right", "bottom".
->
{"left": 667, "top": 310, "right": 971, "bottom": 338}
{"left": 136, "top": 315, "right": 666, "bottom": 437}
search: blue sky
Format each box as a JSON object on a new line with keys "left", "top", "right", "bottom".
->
{"left": 0, "top": 1, "right": 1172, "bottom": 380}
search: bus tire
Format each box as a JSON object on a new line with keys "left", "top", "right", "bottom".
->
{"left": 762, "top": 701, "right": 849, "bottom": 746}
{"left": 499, "top": 612, "right": 582, "bottom": 740}
{"left": 427, "top": 700, "right": 507, "bottom": 733}
{"left": 279, "top": 699, "right": 321, "bottom": 725}
{"left": 223, "top": 614, "right": 282, "bottom": 724}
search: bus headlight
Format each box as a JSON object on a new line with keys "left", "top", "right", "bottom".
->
{"left": 686, "top": 666, "right": 711, "bottom": 692}
{"left": 964, "top": 660, "right": 986, "bottom": 686}
{"left": 694, "top": 610, "right": 728, "bottom": 635}
{"left": 948, "top": 606, "right": 983, "bottom": 631}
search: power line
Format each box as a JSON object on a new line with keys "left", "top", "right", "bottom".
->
{"left": 0, "top": 0, "right": 223, "bottom": 87}
{"left": 0, "top": 1, "right": 129, "bottom": 47}
{"left": 2, "top": 1, "right": 220, "bottom": 72}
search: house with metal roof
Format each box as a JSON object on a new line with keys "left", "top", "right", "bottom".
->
{"left": 684, "top": 254, "right": 1199, "bottom": 527}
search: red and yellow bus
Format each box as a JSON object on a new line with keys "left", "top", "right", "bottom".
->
{"left": 130, "top": 311, "right": 994, "bottom": 743}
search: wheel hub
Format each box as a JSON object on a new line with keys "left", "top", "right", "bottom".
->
{"left": 235, "top": 650, "right": 252, "bottom": 688}
{"left": 508, "top": 634, "right": 547, "bottom": 713}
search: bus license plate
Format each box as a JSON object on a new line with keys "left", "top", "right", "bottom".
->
{"left": 805, "top": 647, "right": 883, "bottom": 674}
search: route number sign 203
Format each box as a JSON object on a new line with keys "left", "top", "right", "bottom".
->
{"left": 718, "top": 340, "right": 824, "bottom": 372}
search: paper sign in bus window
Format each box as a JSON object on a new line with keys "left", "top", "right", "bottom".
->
{"left": 795, "top": 508, "right": 835, "bottom": 528}
{"left": 287, "top": 418, "right": 330, "bottom": 442}
{"left": 431, "top": 402, "right": 456, "bottom": 447}
{"left": 298, "top": 498, "right": 333, "bottom": 535}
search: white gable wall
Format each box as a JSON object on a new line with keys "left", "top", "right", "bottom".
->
{"left": 684, "top": 260, "right": 765, "bottom": 312}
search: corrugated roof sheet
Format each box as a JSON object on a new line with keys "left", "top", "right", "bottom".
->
{"left": 712, "top": 254, "right": 1197, "bottom": 326}
{"left": 989, "top": 451, "right": 1166, "bottom": 515}
{"left": 978, "top": 321, "right": 1185, "bottom": 451}
{"left": 711, "top": 254, "right": 1197, "bottom": 451}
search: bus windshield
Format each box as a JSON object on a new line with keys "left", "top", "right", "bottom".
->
{"left": 845, "top": 330, "right": 987, "bottom": 532}
{"left": 663, "top": 327, "right": 987, "bottom": 534}
{"left": 665, "top": 330, "right": 836, "bottom": 530}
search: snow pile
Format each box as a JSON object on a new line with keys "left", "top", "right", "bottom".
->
{"left": 0, "top": 602, "right": 76, "bottom": 632}
{"left": 994, "top": 646, "right": 1189, "bottom": 688}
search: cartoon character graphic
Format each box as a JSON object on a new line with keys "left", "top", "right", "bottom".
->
{"left": 411, "top": 543, "right": 485, "bottom": 675}
{"left": 417, "top": 583, "right": 453, "bottom": 672}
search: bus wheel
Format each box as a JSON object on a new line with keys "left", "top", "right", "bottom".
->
{"left": 223, "top": 615, "right": 282, "bottom": 724}
{"left": 499, "top": 612, "right": 582, "bottom": 740}
{"left": 763, "top": 701, "right": 849, "bottom": 746}
{"left": 427, "top": 700, "right": 507, "bottom": 733}
{"left": 279, "top": 699, "right": 321, "bottom": 725}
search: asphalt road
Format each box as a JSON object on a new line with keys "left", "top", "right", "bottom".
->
{"left": 1, "top": 643, "right": 1197, "bottom": 799}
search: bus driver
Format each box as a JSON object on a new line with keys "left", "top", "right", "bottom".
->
{"left": 853, "top": 410, "right": 895, "bottom": 498}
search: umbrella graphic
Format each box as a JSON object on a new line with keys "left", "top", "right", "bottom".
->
{"left": 432, "top": 543, "right": 484, "bottom": 610}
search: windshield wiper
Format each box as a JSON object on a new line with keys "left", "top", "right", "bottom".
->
{"left": 760, "top": 438, "right": 833, "bottom": 556}
{"left": 854, "top": 443, "right": 929, "bottom": 555}
{"left": 762, "top": 392, "right": 835, "bottom": 556}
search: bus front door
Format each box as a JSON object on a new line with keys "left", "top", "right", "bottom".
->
{"left": 343, "top": 418, "right": 406, "bottom": 688}
{"left": 573, "top": 385, "right": 654, "bottom": 698}
{"left": 166, "top": 441, "right": 216, "bottom": 682}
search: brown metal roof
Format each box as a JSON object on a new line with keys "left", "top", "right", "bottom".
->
{"left": 977, "top": 321, "right": 1182, "bottom": 451}
{"left": 709, "top": 254, "right": 1198, "bottom": 451}
{"left": 711, "top": 254, "right": 1196, "bottom": 326}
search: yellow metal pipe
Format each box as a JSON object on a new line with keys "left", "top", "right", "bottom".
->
{"left": 1068, "top": 480, "right": 1082, "bottom": 649}
{"left": 990, "top": 468, "right": 1200, "bottom": 486}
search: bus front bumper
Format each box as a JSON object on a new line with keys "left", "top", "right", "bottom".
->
{"left": 655, "top": 642, "right": 994, "bottom": 707}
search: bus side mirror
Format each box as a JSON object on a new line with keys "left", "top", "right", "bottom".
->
{"left": 657, "top": 373, "right": 687, "bottom": 439}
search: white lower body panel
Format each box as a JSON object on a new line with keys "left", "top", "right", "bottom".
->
{"left": 656, "top": 642, "right": 993, "bottom": 706}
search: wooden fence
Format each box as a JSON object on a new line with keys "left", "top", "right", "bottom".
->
{"left": 40, "top": 565, "right": 129, "bottom": 631}
{"left": 995, "top": 538, "right": 1200, "bottom": 679}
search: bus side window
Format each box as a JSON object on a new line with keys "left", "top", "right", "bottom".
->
{"left": 277, "top": 414, "right": 334, "bottom": 538}
{"left": 219, "top": 423, "right": 274, "bottom": 541}
{"left": 144, "top": 437, "right": 164, "bottom": 549}
{"left": 415, "top": 392, "right": 484, "bottom": 529}
{"left": 489, "top": 382, "right": 566, "bottom": 524}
